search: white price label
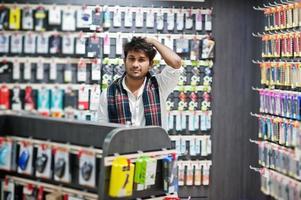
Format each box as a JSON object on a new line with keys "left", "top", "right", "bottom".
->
{"left": 49, "top": 62, "right": 57, "bottom": 80}
{"left": 36, "top": 62, "right": 44, "bottom": 80}
{"left": 24, "top": 62, "right": 31, "bottom": 80}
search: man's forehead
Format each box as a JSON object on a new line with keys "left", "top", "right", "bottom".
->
{"left": 127, "top": 50, "right": 148, "bottom": 57}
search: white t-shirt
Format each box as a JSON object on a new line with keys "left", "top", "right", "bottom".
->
{"left": 97, "top": 65, "right": 182, "bottom": 130}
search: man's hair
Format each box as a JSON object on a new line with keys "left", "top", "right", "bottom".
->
{"left": 124, "top": 37, "right": 157, "bottom": 62}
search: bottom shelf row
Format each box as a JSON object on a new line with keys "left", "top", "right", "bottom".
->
{"left": 1, "top": 176, "right": 97, "bottom": 200}
{"left": 1, "top": 175, "right": 210, "bottom": 200}
{"left": 259, "top": 168, "right": 301, "bottom": 200}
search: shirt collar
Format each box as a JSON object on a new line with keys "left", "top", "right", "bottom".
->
{"left": 122, "top": 76, "right": 146, "bottom": 98}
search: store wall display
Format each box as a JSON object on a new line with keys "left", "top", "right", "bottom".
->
{"left": 0, "top": 2, "right": 214, "bottom": 199}
{"left": 253, "top": 2, "right": 301, "bottom": 200}
{"left": 0, "top": 3, "right": 214, "bottom": 128}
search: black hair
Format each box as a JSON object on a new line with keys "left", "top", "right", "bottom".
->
{"left": 123, "top": 37, "right": 157, "bottom": 62}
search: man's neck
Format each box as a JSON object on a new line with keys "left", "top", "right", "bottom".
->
{"left": 124, "top": 75, "right": 145, "bottom": 94}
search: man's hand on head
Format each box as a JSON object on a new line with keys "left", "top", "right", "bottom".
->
{"left": 145, "top": 37, "right": 157, "bottom": 46}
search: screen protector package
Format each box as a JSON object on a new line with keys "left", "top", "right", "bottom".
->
{"left": 77, "top": 6, "right": 92, "bottom": 29}
{"left": 17, "top": 141, "right": 33, "bottom": 175}
{"left": 78, "top": 151, "right": 96, "bottom": 187}
{"left": 62, "top": 9, "right": 76, "bottom": 31}
{"left": 48, "top": 6, "right": 61, "bottom": 25}
{"left": 54, "top": 147, "right": 71, "bottom": 183}
{"left": 9, "top": 6, "right": 21, "bottom": 30}
{"left": 0, "top": 6, "right": 9, "bottom": 30}
{"left": 1, "top": 181, "right": 15, "bottom": 200}
{"left": 22, "top": 7, "right": 34, "bottom": 30}
{"left": 34, "top": 6, "right": 47, "bottom": 31}
{"left": 35, "top": 144, "right": 52, "bottom": 179}
{"left": 10, "top": 33, "right": 22, "bottom": 54}
{"left": 0, "top": 137, "right": 13, "bottom": 171}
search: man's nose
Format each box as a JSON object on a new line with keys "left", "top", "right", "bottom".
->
{"left": 132, "top": 60, "right": 139, "bottom": 67}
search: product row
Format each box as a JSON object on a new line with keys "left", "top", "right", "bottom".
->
{"left": 167, "top": 90, "right": 211, "bottom": 111}
{"left": 167, "top": 110, "right": 212, "bottom": 134}
{"left": 0, "top": 32, "right": 102, "bottom": 57}
{"left": 0, "top": 32, "right": 215, "bottom": 59}
{"left": 0, "top": 83, "right": 213, "bottom": 114}
{"left": 260, "top": 168, "right": 301, "bottom": 200}
{"left": 177, "top": 160, "right": 211, "bottom": 186}
{"left": 172, "top": 136, "right": 211, "bottom": 157}
{"left": 263, "top": 2, "right": 301, "bottom": 31}
{"left": 0, "top": 58, "right": 213, "bottom": 84}
{"left": 0, "top": 5, "right": 212, "bottom": 33}
{"left": 0, "top": 136, "right": 179, "bottom": 197}
{"left": 1, "top": 60, "right": 109, "bottom": 84}
{"left": 258, "top": 141, "right": 301, "bottom": 180}
{"left": 1, "top": 180, "right": 95, "bottom": 200}
{"left": 0, "top": 137, "right": 98, "bottom": 188}
{"left": 0, "top": 85, "right": 101, "bottom": 115}
{"left": 258, "top": 89, "right": 301, "bottom": 120}
{"left": 108, "top": 154, "right": 178, "bottom": 196}
{"left": 1, "top": 60, "right": 104, "bottom": 84}
{"left": 257, "top": 114, "right": 301, "bottom": 148}
{"left": 259, "top": 61, "right": 301, "bottom": 88}
{"left": 261, "top": 32, "right": 301, "bottom": 58}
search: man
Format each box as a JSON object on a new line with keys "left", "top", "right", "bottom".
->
{"left": 98, "top": 37, "right": 182, "bottom": 130}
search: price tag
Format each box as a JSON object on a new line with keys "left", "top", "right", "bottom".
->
{"left": 77, "top": 60, "right": 87, "bottom": 82}
{"left": 49, "top": 62, "right": 57, "bottom": 81}
{"left": 24, "top": 61, "right": 31, "bottom": 80}
{"left": 36, "top": 61, "right": 44, "bottom": 80}
{"left": 13, "top": 60, "right": 20, "bottom": 80}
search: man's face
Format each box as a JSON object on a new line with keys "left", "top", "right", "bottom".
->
{"left": 124, "top": 50, "right": 152, "bottom": 80}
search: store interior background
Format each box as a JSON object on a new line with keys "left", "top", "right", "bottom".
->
{"left": 3, "top": 0, "right": 266, "bottom": 199}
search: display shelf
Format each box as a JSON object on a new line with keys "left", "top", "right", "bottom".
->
{"left": 0, "top": 113, "right": 176, "bottom": 200}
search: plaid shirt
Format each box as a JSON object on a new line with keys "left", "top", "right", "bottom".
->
{"left": 107, "top": 72, "right": 161, "bottom": 126}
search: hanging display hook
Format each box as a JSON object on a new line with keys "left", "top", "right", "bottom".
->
{"left": 253, "top": 6, "right": 265, "bottom": 11}
{"left": 249, "top": 138, "right": 260, "bottom": 144}
{"left": 252, "top": 32, "right": 264, "bottom": 37}
{"left": 268, "top": 1, "right": 278, "bottom": 7}
{"left": 249, "top": 165, "right": 264, "bottom": 174}
{"left": 251, "top": 86, "right": 261, "bottom": 91}
{"left": 252, "top": 60, "right": 262, "bottom": 64}
{"left": 250, "top": 112, "right": 260, "bottom": 117}
{"left": 280, "top": 0, "right": 294, "bottom": 4}
{"left": 280, "top": 0, "right": 289, "bottom": 5}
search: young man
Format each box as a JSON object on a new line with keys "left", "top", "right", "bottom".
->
{"left": 98, "top": 37, "right": 182, "bottom": 130}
